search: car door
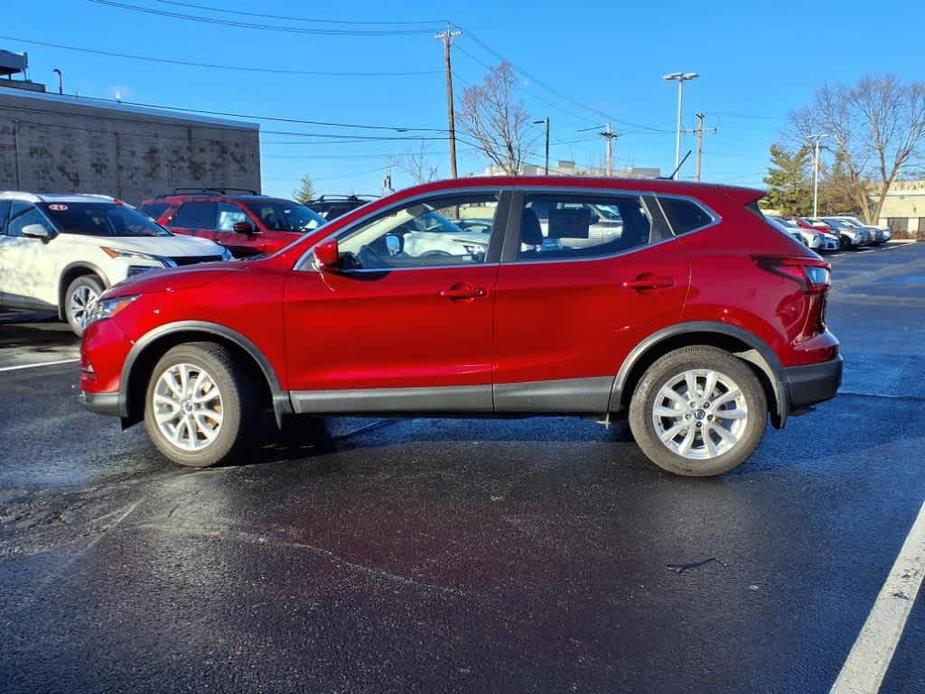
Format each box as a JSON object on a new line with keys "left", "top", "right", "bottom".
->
{"left": 492, "top": 189, "right": 691, "bottom": 412}
{"left": 214, "top": 202, "right": 264, "bottom": 257}
{"left": 0, "top": 201, "right": 61, "bottom": 309}
{"left": 283, "top": 190, "right": 507, "bottom": 413}
{"left": 168, "top": 200, "right": 218, "bottom": 244}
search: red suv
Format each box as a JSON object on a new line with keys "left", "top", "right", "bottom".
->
{"left": 139, "top": 188, "right": 327, "bottom": 258}
{"left": 81, "top": 177, "right": 841, "bottom": 476}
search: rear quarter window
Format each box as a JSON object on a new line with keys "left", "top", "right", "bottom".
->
{"left": 659, "top": 197, "right": 714, "bottom": 235}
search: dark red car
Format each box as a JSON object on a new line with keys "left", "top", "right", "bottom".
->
{"left": 139, "top": 188, "right": 327, "bottom": 258}
{"left": 81, "top": 177, "right": 841, "bottom": 476}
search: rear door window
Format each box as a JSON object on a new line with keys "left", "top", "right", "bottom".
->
{"left": 172, "top": 202, "right": 216, "bottom": 229}
{"left": 512, "top": 193, "right": 657, "bottom": 261}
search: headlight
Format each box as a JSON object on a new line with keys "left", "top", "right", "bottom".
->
{"left": 101, "top": 247, "right": 177, "bottom": 267}
{"left": 86, "top": 295, "right": 138, "bottom": 326}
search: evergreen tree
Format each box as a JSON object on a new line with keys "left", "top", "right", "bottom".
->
{"left": 293, "top": 175, "right": 315, "bottom": 204}
{"left": 763, "top": 145, "right": 812, "bottom": 215}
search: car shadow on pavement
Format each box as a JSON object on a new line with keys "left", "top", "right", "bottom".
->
{"left": 0, "top": 313, "right": 77, "bottom": 353}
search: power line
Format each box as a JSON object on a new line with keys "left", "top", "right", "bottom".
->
{"left": 4, "top": 91, "right": 448, "bottom": 133}
{"left": 155, "top": 0, "right": 448, "bottom": 26}
{"left": 89, "top": 0, "right": 438, "bottom": 36}
{"left": 458, "top": 28, "right": 672, "bottom": 135}
{"left": 0, "top": 103, "right": 449, "bottom": 143}
{"left": 0, "top": 34, "right": 439, "bottom": 77}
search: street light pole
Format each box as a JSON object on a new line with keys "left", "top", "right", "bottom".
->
{"left": 808, "top": 133, "right": 829, "bottom": 217}
{"left": 663, "top": 72, "right": 699, "bottom": 171}
{"left": 533, "top": 117, "right": 550, "bottom": 174}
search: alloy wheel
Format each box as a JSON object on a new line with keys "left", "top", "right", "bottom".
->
{"left": 651, "top": 369, "right": 749, "bottom": 460}
{"left": 152, "top": 363, "right": 224, "bottom": 451}
{"left": 69, "top": 284, "right": 99, "bottom": 329}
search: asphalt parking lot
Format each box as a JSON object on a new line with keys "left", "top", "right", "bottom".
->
{"left": 1, "top": 244, "right": 923, "bottom": 693}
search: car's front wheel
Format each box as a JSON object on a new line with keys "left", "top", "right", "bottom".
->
{"left": 143, "top": 342, "right": 256, "bottom": 467}
{"left": 628, "top": 346, "right": 768, "bottom": 476}
{"left": 64, "top": 275, "right": 104, "bottom": 336}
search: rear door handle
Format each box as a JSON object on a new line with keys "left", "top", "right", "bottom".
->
{"left": 622, "top": 274, "right": 674, "bottom": 291}
{"left": 438, "top": 283, "right": 488, "bottom": 301}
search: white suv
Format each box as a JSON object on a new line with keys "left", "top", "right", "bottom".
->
{"left": 0, "top": 192, "right": 232, "bottom": 335}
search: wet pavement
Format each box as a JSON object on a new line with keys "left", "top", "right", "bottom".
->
{"left": 1, "top": 245, "right": 923, "bottom": 693}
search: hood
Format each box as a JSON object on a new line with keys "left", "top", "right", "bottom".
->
{"left": 60, "top": 232, "right": 225, "bottom": 257}
{"left": 104, "top": 262, "right": 244, "bottom": 298}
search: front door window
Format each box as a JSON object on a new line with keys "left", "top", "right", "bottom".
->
{"left": 336, "top": 194, "right": 500, "bottom": 270}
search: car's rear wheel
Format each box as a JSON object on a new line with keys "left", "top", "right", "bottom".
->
{"left": 64, "top": 275, "right": 104, "bottom": 336}
{"left": 144, "top": 342, "right": 256, "bottom": 467}
{"left": 628, "top": 346, "right": 768, "bottom": 476}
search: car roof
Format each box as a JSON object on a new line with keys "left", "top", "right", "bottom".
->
{"left": 371, "top": 176, "right": 765, "bottom": 206}
{"left": 0, "top": 191, "right": 116, "bottom": 204}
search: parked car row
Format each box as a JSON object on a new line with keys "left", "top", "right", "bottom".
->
{"left": 766, "top": 214, "right": 892, "bottom": 250}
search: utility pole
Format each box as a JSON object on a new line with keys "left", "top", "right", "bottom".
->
{"left": 578, "top": 124, "right": 620, "bottom": 176}
{"left": 683, "top": 113, "right": 717, "bottom": 182}
{"left": 807, "top": 133, "right": 828, "bottom": 217}
{"left": 601, "top": 123, "right": 619, "bottom": 176}
{"left": 436, "top": 25, "right": 462, "bottom": 178}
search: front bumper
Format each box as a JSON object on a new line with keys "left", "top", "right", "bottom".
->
{"left": 784, "top": 355, "right": 843, "bottom": 410}
{"left": 79, "top": 390, "right": 121, "bottom": 417}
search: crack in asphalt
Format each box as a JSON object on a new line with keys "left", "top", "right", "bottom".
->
{"left": 133, "top": 519, "right": 466, "bottom": 597}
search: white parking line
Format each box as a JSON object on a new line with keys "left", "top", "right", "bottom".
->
{"left": 831, "top": 500, "right": 925, "bottom": 694}
{"left": 0, "top": 358, "right": 80, "bottom": 373}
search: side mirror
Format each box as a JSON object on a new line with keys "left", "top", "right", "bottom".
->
{"left": 232, "top": 221, "right": 255, "bottom": 235}
{"left": 21, "top": 223, "right": 53, "bottom": 241}
{"left": 313, "top": 239, "right": 340, "bottom": 271}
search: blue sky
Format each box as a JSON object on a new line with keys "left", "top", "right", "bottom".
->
{"left": 3, "top": 0, "right": 922, "bottom": 197}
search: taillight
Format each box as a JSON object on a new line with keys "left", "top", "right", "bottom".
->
{"left": 754, "top": 256, "right": 831, "bottom": 294}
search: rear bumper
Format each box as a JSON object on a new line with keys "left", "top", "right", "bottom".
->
{"left": 784, "top": 355, "right": 843, "bottom": 410}
{"left": 79, "top": 390, "right": 121, "bottom": 417}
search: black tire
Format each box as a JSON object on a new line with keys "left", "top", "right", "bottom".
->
{"left": 628, "top": 346, "right": 768, "bottom": 477}
{"left": 143, "top": 342, "right": 257, "bottom": 467}
{"left": 64, "top": 275, "right": 104, "bottom": 336}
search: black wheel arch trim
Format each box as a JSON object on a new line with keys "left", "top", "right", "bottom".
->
{"left": 607, "top": 321, "right": 789, "bottom": 426}
{"left": 118, "top": 320, "right": 292, "bottom": 425}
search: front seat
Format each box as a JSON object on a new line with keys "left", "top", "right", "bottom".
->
{"left": 520, "top": 208, "right": 544, "bottom": 249}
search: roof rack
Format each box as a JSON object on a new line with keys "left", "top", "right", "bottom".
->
{"left": 310, "top": 194, "right": 377, "bottom": 202}
{"left": 168, "top": 187, "right": 261, "bottom": 196}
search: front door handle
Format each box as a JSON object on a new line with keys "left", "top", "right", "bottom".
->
{"left": 622, "top": 273, "right": 674, "bottom": 291}
{"left": 438, "top": 283, "right": 489, "bottom": 301}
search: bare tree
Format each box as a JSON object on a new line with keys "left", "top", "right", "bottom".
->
{"left": 791, "top": 75, "right": 925, "bottom": 223}
{"left": 390, "top": 140, "right": 440, "bottom": 185}
{"left": 457, "top": 61, "right": 533, "bottom": 174}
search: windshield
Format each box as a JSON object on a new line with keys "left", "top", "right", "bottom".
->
{"left": 823, "top": 218, "right": 849, "bottom": 229}
{"left": 39, "top": 202, "right": 171, "bottom": 237}
{"left": 245, "top": 200, "right": 326, "bottom": 232}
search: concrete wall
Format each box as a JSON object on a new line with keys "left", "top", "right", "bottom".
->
{"left": 0, "top": 88, "right": 260, "bottom": 204}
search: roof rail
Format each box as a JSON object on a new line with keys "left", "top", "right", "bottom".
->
{"left": 311, "top": 194, "right": 377, "bottom": 202}
{"left": 170, "top": 186, "right": 260, "bottom": 196}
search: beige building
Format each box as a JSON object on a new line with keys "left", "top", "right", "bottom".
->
{"left": 878, "top": 180, "right": 925, "bottom": 239}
